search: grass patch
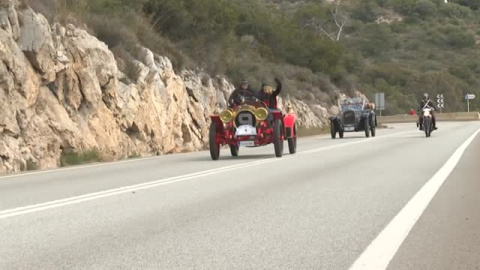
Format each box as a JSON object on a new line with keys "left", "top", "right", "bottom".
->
{"left": 128, "top": 152, "right": 141, "bottom": 159}
{"left": 296, "top": 125, "right": 330, "bottom": 137}
{"left": 26, "top": 160, "right": 38, "bottom": 171}
{"left": 60, "top": 149, "right": 102, "bottom": 167}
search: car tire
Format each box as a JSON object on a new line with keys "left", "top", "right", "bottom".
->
{"left": 370, "top": 117, "right": 376, "bottom": 137}
{"left": 364, "top": 118, "right": 370, "bottom": 138}
{"left": 330, "top": 122, "right": 337, "bottom": 139}
{"left": 288, "top": 125, "right": 297, "bottom": 154}
{"left": 230, "top": 144, "right": 239, "bottom": 157}
{"left": 273, "top": 119, "right": 284, "bottom": 157}
{"left": 209, "top": 122, "right": 220, "bottom": 160}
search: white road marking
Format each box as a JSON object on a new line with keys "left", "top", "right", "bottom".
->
{"left": 0, "top": 159, "right": 275, "bottom": 220}
{"left": 0, "top": 129, "right": 415, "bottom": 220}
{"left": 0, "top": 152, "right": 188, "bottom": 180}
{"left": 0, "top": 128, "right": 412, "bottom": 180}
{"left": 349, "top": 128, "right": 480, "bottom": 270}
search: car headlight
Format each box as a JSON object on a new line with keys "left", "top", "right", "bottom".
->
{"left": 220, "top": 109, "right": 234, "bottom": 123}
{"left": 255, "top": 107, "right": 268, "bottom": 121}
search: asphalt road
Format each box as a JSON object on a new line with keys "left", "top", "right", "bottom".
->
{"left": 1, "top": 122, "right": 479, "bottom": 269}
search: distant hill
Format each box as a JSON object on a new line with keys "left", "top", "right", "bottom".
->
{"left": 24, "top": 0, "right": 480, "bottom": 113}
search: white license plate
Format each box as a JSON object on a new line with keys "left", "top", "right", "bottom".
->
{"left": 344, "top": 127, "right": 354, "bottom": 131}
{"left": 236, "top": 125, "right": 257, "bottom": 136}
{"left": 239, "top": 141, "right": 255, "bottom": 147}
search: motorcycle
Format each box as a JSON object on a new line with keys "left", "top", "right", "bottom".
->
{"left": 420, "top": 107, "right": 434, "bottom": 137}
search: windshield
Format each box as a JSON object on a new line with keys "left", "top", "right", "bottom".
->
{"left": 340, "top": 97, "right": 366, "bottom": 111}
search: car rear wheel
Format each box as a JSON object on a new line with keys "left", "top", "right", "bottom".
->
{"left": 288, "top": 125, "right": 297, "bottom": 154}
{"left": 273, "top": 119, "right": 284, "bottom": 157}
{"left": 364, "top": 118, "right": 370, "bottom": 138}
{"left": 230, "top": 144, "right": 239, "bottom": 157}
{"left": 330, "top": 122, "right": 337, "bottom": 139}
{"left": 370, "top": 117, "right": 376, "bottom": 137}
{"left": 288, "top": 138, "right": 297, "bottom": 154}
{"left": 209, "top": 122, "right": 220, "bottom": 160}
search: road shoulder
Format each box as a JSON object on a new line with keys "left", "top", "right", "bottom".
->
{"left": 388, "top": 132, "right": 480, "bottom": 270}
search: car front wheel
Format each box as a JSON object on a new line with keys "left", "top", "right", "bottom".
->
{"left": 209, "top": 122, "right": 220, "bottom": 160}
{"left": 273, "top": 119, "right": 284, "bottom": 157}
{"left": 364, "top": 118, "right": 370, "bottom": 138}
{"left": 330, "top": 122, "right": 337, "bottom": 139}
{"left": 230, "top": 144, "right": 239, "bottom": 157}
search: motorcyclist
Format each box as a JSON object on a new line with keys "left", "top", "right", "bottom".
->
{"left": 418, "top": 93, "right": 438, "bottom": 130}
{"left": 228, "top": 80, "right": 256, "bottom": 108}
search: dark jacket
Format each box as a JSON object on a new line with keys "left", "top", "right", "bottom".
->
{"left": 419, "top": 100, "right": 437, "bottom": 112}
{"left": 228, "top": 87, "right": 255, "bottom": 107}
{"left": 258, "top": 81, "right": 282, "bottom": 109}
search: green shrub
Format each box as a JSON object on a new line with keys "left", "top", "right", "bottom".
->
{"left": 26, "top": 160, "right": 38, "bottom": 171}
{"left": 60, "top": 150, "right": 102, "bottom": 167}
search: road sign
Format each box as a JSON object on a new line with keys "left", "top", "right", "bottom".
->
{"left": 375, "top": 93, "right": 385, "bottom": 116}
{"left": 375, "top": 93, "right": 385, "bottom": 110}
{"left": 465, "top": 94, "right": 476, "bottom": 100}
{"left": 465, "top": 93, "right": 476, "bottom": 113}
{"left": 436, "top": 94, "right": 444, "bottom": 109}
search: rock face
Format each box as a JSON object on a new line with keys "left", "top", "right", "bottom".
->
{"left": 0, "top": 2, "right": 334, "bottom": 174}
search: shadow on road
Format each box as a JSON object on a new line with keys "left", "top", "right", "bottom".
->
{"left": 331, "top": 136, "right": 369, "bottom": 140}
{"left": 184, "top": 154, "right": 278, "bottom": 162}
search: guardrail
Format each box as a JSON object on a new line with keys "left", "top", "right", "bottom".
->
{"left": 378, "top": 112, "right": 480, "bottom": 123}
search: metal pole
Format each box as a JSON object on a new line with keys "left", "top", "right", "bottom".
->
{"left": 467, "top": 99, "right": 470, "bottom": 113}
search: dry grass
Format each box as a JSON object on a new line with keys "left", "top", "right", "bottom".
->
{"left": 296, "top": 125, "right": 330, "bottom": 137}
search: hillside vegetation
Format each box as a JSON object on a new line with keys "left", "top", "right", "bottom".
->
{"left": 23, "top": 0, "right": 480, "bottom": 114}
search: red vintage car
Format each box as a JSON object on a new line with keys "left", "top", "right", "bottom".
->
{"left": 209, "top": 97, "right": 297, "bottom": 160}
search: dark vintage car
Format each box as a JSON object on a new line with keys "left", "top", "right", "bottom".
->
{"left": 329, "top": 97, "right": 377, "bottom": 139}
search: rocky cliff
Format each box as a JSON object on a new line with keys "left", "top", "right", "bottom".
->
{"left": 0, "top": 1, "right": 334, "bottom": 174}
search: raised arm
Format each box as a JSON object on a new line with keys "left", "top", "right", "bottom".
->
{"left": 273, "top": 78, "right": 282, "bottom": 97}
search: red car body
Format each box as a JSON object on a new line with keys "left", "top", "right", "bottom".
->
{"left": 208, "top": 101, "right": 297, "bottom": 160}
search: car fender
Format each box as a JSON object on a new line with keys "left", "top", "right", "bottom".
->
{"left": 210, "top": 115, "right": 224, "bottom": 131}
{"left": 329, "top": 116, "right": 342, "bottom": 129}
{"left": 283, "top": 113, "right": 296, "bottom": 138}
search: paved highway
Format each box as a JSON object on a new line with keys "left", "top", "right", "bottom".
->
{"left": 1, "top": 122, "right": 479, "bottom": 269}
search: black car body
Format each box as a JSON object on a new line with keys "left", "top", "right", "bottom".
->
{"left": 329, "top": 97, "right": 377, "bottom": 139}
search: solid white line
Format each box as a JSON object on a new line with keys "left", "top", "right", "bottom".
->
{"left": 349, "top": 127, "right": 480, "bottom": 270}
{"left": 0, "top": 129, "right": 415, "bottom": 220}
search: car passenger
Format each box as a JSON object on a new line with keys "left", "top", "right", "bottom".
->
{"left": 258, "top": 78, "right": 282, "bottom": 123}
{"left": 258, "top": 78, "right": 282, "bottom": 109}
